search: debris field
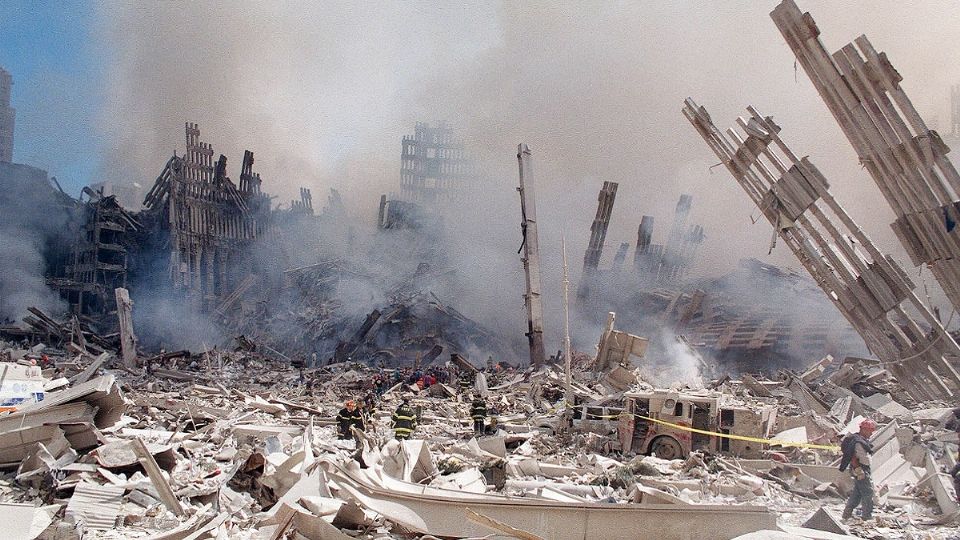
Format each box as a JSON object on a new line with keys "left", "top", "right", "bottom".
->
{"left": 0, "top": 1, "right": 959, "bottom": 539}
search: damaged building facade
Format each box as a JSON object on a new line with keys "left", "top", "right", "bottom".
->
{"left": 399, "top": 121, "right": 475, "bottom": 204}
{"left": 39, "top": 123, "right": 281, "bottom": 319}
{"left": 379, "top": 121, "right": 477, "bottom": 230}
{"left": 54, "top": 191, "right": 141, "bottom": 315}
{"left": 141, "top": 123, "right": 272, "bottom": 312}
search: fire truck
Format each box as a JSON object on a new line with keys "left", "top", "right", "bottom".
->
{"left": 617, "top": 389, "right": 778, "bottom": 460}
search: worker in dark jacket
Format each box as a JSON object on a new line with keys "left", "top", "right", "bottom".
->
{"left": 392, "top": 396, "right": 417, "bottom": 440}
{"left": 950, "top": 461, "right": 960, "bottom": 504}
{"left": 337, "top": 400, "right": 364, "bottom": 440}
{"left": 458, "top": 372, "right": 474, "bottom": 395}
{"left": 470, "top": 395, "right": 488, "bottom": 435}
{"left": 841, "top": 419, "right": 877, "bottom": 521}
{"left": 950, "top": 408, "right": 960, "bottom": 502}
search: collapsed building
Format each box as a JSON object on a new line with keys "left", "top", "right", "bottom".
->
{"left": 0, "top": 1, "right": 959, "bottom": 537}
{"left": 0, "top": 115, "right": 514, "bottom": 367}
{"left": 566, "top": 177, "right": 863, "bottom": 373}
{"left": 140, "top": 124, "right": 272, "bottom": 312}
{"left": 53, "top": 191, "right": 141, "bottom": 316}
{"left": 0, "top": 2, "right": 950, "bottom": 388}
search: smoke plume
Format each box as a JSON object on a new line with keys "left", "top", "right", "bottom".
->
{"left": 0, "top": 165, "right": 68, "bottom": 321}
{"left": 74, "top": 1, "right": 960, "bottom": 355}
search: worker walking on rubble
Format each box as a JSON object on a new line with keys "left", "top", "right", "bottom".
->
{"left": 458, "top": 372, "right": 473, "bottom": 395}
{"left": 470, "top": 394, "right": 487, "bottom": 436}
{"left": 392, "top": 396, "right": 417, "bottom": 440}
{"left": 336, "top": 400, "right": 365, "bottom": 440}
{"left": 363, "top": 391, "right": 376, "bottom": 412}
{"left": 840, "top": 418, "right": 877, "bottom": 521}
{"left": 949, "top": 408, "right": 960, "bottom": 501}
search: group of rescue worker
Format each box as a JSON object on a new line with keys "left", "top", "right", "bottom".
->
{"left": 336, "top": 371, "right": 493, "bottom": 441}
{"left": 337, "top": 395, "right": 422, "bottom": 440}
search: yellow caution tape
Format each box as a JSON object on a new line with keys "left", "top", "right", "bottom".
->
{"left": 632, "top": 414, "right": 840, "bottom": 452}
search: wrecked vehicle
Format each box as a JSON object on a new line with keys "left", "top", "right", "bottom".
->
{"left": 619, "top": 389, "right": 777, "bottom": 460}
{"left": 535, "top": 388, "right": 777, "bottom": 461}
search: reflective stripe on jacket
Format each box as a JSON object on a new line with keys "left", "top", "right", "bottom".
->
{"left": 392, "top": 405, "right": 417, "bottom": 434}
{"left": 470, "top": 400, "right": 487, "bottom": 420}
{"left": 337, "top": 408, "right": 364, "bottom": 434}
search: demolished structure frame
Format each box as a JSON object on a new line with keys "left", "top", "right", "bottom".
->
{"left": 683, "top": 100, "right": 960, "bottom": 401}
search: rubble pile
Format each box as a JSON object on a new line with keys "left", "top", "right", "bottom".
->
{"left": 1, "top": 1, "right": 960, "bottom": 538}
{"left": 0, "top": 330, "right": 956, "bottom": 539}
{"left": 219, "top": 289, "right": 516, "bottom": 368}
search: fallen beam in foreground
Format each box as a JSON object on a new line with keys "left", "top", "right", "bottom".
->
{"left": 322, "top": 460, "right": 777, "bottom": 540}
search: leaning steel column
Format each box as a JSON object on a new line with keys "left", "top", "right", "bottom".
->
{"left": 517, "top": 144, "right": 547, "bottom": 368}
{"left": 772, "top": 0, "right": 960, "bottom": 315}
{"left": 577, "top": 181, "right": 619, "bottom": 300}
{"left": 682, "top": 99, "right": 960, "bottom": 401}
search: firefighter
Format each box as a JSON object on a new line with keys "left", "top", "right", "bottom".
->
{"left": 458, "top": 372, "right": 473, "bottom": 395}
{"left": 469, "top": 394, "right": 487, "bottom": 435}
{"left": 840, "top": 418, "right": 877, "bottom": 521}
{"left": 392, "top": 396, "right": 417, "bottom": 440}
{"left": 336, "top": 400, "right": 364, "bottom": 440}
{"left": 363, "top": 391, "right": 376, "bottom": 414}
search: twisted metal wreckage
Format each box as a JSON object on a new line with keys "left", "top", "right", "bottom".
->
{"left": 0, "top": 1, "right": 959, "bottom": 538}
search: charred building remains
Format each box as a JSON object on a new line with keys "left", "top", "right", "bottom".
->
{"left": 399, "top": 121, "right": 475, "bottom": 204}
{"left": 47, "top": 120, "right": 276, "bottom": 320}
{"left": 5, "top": 122, "right": 297, "bottom": 334}
{"left": 54, "top": 190, "right": 141, "bottom": 315}
{"left": 142, "top": 123, "right": 272, "bottom": 312}
{"left": 2, "top": 118, "right": 512, "bottom": 365}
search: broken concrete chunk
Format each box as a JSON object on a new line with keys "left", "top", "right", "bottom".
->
{"left": 0, "top": 502, "right": 61, "bottom": 540}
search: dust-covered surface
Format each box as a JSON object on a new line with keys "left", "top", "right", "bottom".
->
{"left": 0, "top": 332, "right": 957, "bottom": 539}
